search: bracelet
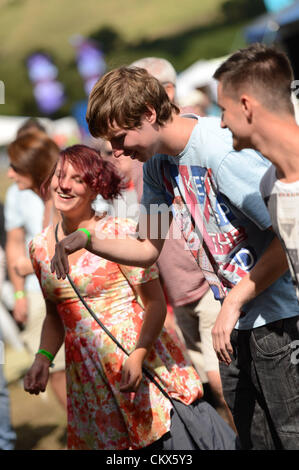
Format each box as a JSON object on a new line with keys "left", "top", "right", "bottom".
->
{"left": 36, "top": 349, "right": 55, "bottom": 368}
{"left": 77, "top": 228, "right": 91, "bottom": 246}
{"left": 14, "top": 290, "right": 26, "bottom": 300}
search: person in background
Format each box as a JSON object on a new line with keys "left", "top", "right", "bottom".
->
{"left": 129, "top": 57, "right": 235, "bottom": 428}
{"left": 0, "top": 201, "right": 23, "bottom": 351}
{"left": 0, "top": 201, "right": 16, "bottom": 450}
{"left": 16, "top": 117, "right": 47, "bottom": 138}
{"left": 178, "top": 89, "right": 211, "bottom": 117}
{"left": 4, "top": 130, "right": 66, "bottom": 409}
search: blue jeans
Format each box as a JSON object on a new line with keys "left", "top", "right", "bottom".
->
{"left": 0, "top": 329, "right": 16, "bottom": 450}
{"left": 220, "top": 316, "right": 299, "bottom": 450}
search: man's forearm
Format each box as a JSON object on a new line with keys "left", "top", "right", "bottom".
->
{"left": 51, "top": 214, "right": 168, "bottom": 278}
{"left": 212, "top": 235, "right": 289, "bottom": 364}
{"left": 87, "top": 211, "right": 168, "bottom": 267}
{"left": 88, "top": 231, "right": 161, "bottom": 267}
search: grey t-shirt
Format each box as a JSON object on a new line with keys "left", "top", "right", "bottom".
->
{"left": 260, "top": 164, "right": 299, "bottom": 300}
{"left": 141, "top": 116, "right": 299, "bottom": 329}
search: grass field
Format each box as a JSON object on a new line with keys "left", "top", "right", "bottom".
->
{"left": 0, "top": 0, "right": 227, "bottom": 60}
{"left": 0, "top": 1, "right": 249, "bottom": 201}
{"left": 0, "top": 0, "right": 250, "bottom": 116}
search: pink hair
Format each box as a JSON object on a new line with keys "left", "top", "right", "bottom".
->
{"left": 42, "top": 144, "right": 127, "bottom": 200}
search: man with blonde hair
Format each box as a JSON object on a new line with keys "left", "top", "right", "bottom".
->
{"left": 51, "top": 65, "right": 299, "bottom": 449}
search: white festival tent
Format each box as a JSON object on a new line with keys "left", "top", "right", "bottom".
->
{"left": 176, "top": 56, "right": 228, "bottom": 104}
{"left": 0, "top": 115, "right": 81, "bottom": 147}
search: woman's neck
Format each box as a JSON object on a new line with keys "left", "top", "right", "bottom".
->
{"left": 60, "top": 208, "right": 95, "bottom": 236}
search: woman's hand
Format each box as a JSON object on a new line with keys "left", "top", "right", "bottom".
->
{"left": 23, "top": 355, "right": 50, "bottom": 395}
{"left": 120, "top": 349, "right": 145, "bottom": 393}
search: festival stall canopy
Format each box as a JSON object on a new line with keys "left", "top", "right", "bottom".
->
{"left": 176, "top": 57, "right": 227, "bottom": 103}
{"left": 0, "top": 116, "right": 81, "bottom": 147}
{"left": 244, "top": 0, "right": 299, "bottom": 43}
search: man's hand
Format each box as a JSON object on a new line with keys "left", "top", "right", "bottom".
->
{"left": 212, "top": 298, "right": 242, "bottom": 365}
{"left": 50, "top": 230, "right": 88, "bottom": 279}
{"left": 24, "top": 356, "right": 50, "bottom": 395}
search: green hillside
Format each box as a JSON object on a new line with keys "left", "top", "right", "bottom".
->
{"left": 0, "top": 0, "right": 254, "bottom": 116}
{"left": 0, "top": 0, "right": 227, "bottom": 57}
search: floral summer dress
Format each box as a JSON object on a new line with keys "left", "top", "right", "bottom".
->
{"left": 29, "top": 217, "right": 203, "bottom": 450}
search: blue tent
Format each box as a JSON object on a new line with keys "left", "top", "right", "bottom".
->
{"left": 244, "top": 1, "right": 299, "bottom": 43}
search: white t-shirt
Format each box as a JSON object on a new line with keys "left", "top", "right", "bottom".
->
{"left": 260, "top": 164, "right": 299, "bottom": 300}
{"left": 4, "top": 184, "right": 44, "bottom": 292}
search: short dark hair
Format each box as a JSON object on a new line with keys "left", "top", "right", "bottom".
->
{"left": 214, "top": 43, "right": 294, "bottom": 114}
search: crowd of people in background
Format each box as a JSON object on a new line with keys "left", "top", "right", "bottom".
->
{"left": 0, "top": 42, "right": 299, "bottom": 451}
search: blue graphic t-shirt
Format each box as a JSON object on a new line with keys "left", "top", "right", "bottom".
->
{"left": 141, "top": 116, "right": 299, "bottom": 329}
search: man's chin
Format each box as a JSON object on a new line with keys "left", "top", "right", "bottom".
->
{"left": 232, "top": 137, "right": 246, "bottom": 152}
{"left": 131, "top": 153, "right": 146, "bottom": 163}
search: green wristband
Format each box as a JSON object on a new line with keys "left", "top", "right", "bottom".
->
{"left": 14, "top": 290, "right": 26, "bottom": 300}
{"left": 36, "top": 349, "right": 55, "bottom": 367}
{"left": 77, "top": 228, "right": 91, "bottom": 246}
